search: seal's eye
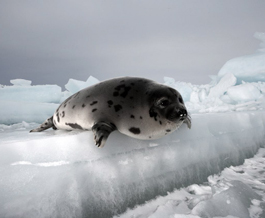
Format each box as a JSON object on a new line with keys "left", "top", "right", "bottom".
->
{"left": 179, "top": 97, "right": 184, "bottom": 104}
{"left": 157, "top": 99, "right": 170, "bottom": 108}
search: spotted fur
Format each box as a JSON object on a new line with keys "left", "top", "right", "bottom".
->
{"left": 30, "top": 77, "right": 191, "bottom": 148}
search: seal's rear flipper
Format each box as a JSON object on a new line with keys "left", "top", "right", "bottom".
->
{"left": 92, "top": 122, "right": 117, "bottom": 148}
{"left": 30, "top": 116, "right": 55, "bottom": 132}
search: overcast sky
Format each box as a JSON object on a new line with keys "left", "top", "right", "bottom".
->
{"left": 0, "top": 0, "right": 265, "bottom": 87}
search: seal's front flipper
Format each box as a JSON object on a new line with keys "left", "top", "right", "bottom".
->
{"left": 30, "top": 116, "right": 55, "bottom": 132}
{"left": 92, "top": 122, "right": 117, "bottom": 148}
{"left": 184, "top": 115, "right": 191, "bottom": 129}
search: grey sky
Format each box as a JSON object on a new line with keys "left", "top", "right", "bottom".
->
{"left": 0, "top": 0, "right": 265, "bottom": 87}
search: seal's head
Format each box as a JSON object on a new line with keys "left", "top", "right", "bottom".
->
{"left": 148, "top": 85, "right": 191, "bottom": 129}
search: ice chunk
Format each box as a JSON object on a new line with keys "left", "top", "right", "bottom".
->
{"left": 10, "top": 79, "right": 32, "bottom": 86}
{"left": 0, "top": 84, "right": 62, "bottom": 103}
{"left": 208, "top": 73, "right": 237, "bottom": 98}
{"left": 227, "top": 83, "right": 262, "bottom": 103}
{"left": 0, "top": 101, "right": 58, "bottom": 124}
{"left": 1, "top": 111, "right": 265, "bottom": 217}
{"left": 218, "top": 32, "right": 265, "bottom": 83}
{"left": 249, "top": 199, "right": 264, "bottom": 218}
{"left": 191, "top": 181, "right": 261, "bottom": 218}
{"left": 65, "top": 76, "right": 99, "bottom": 94}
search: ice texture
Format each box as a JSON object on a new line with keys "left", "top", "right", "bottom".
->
{"left": 0, "top": 111, "right": 264, "bottom": 218}
{"left": 118, "top": 149, "right": 265, "bottom": 218}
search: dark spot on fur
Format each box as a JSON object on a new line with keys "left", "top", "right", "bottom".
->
{"left": 92, "top": 108, "right": 97, "bottom": 112}
{"left": 45, "top": 122, "right": 48, "bottom": 125}
{"left": 140, "top": 116, "right": 143, "bottom": 119}
{"left": 90, "top": 101, "right": 98, "bottom": 106}
{"left": 72, "top": 105, "right": 76, "bottom": 109}
{"left": 62, "top": 111, "right": 65, "bottom": 117}
{"left": 64, "top": 104, "right": 67, "bottom": 108}
{"left": 166, "top": 129, "right": 171, "bottom": 132}
{"left": 82, "top": 104, "right": 86, "bottom": 108}
{"left": 65, "top": 123, "right": 83, "bottom": 130}
{"left": 149, "top": 136, "right": 152, "bottom": 139}
{"left": 159, "top": 121, "right": 162, "bottom": 125}
{"left": 149, "top": 108, "right": 158, "bottom": 121}
{"left": 86, "top": 95, "right": 90, "bottom": 98}
{"left": 56, "top": 112, "right": 60, "bottom": 123}
{"left": 114, "top": 84, "right": 131, "bottom": 98}
{"left": 114, "top": 104, "right": 122, "bottom": 112}
{"left": 107, "top": 100, "right": 113, "bottom": 105}
{"left": 129, "top": 127, "right": 141, "bottom": 134}
{"left": 130, "top": 115, "right": 135, "bottom": 119}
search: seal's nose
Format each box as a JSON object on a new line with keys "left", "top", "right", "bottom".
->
{"left": 175, "top": 107, "right": 187, "bottom": 120}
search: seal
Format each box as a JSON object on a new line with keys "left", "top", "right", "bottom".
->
{"left": 30, "top": 77, "right": 191, "bottom": 147}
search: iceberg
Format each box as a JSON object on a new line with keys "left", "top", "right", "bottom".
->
{"left": 218, "top": 32, "right": 265, "bottom": 83}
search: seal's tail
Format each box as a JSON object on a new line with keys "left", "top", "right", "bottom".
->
{"left": 30, "top": 116, "right": 56, "bottom": 132}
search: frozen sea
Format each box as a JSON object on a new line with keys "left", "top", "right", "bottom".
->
{"left": 1, "top": 32, "right": 265, "bottom": 218}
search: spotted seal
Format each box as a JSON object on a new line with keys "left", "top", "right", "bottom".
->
{"left": 30, "top": 77, "right": 191, "bottom": 147}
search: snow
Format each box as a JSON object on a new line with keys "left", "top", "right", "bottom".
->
{"left": 0, "top": 32, "right": 265, "bottom": 218}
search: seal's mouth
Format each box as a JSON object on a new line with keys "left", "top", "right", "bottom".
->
{"left": 166, "top": 109, "right": 191, "bottom": 129}
{"left": 166, "top": 107, "right": 187, "bottom": 122}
